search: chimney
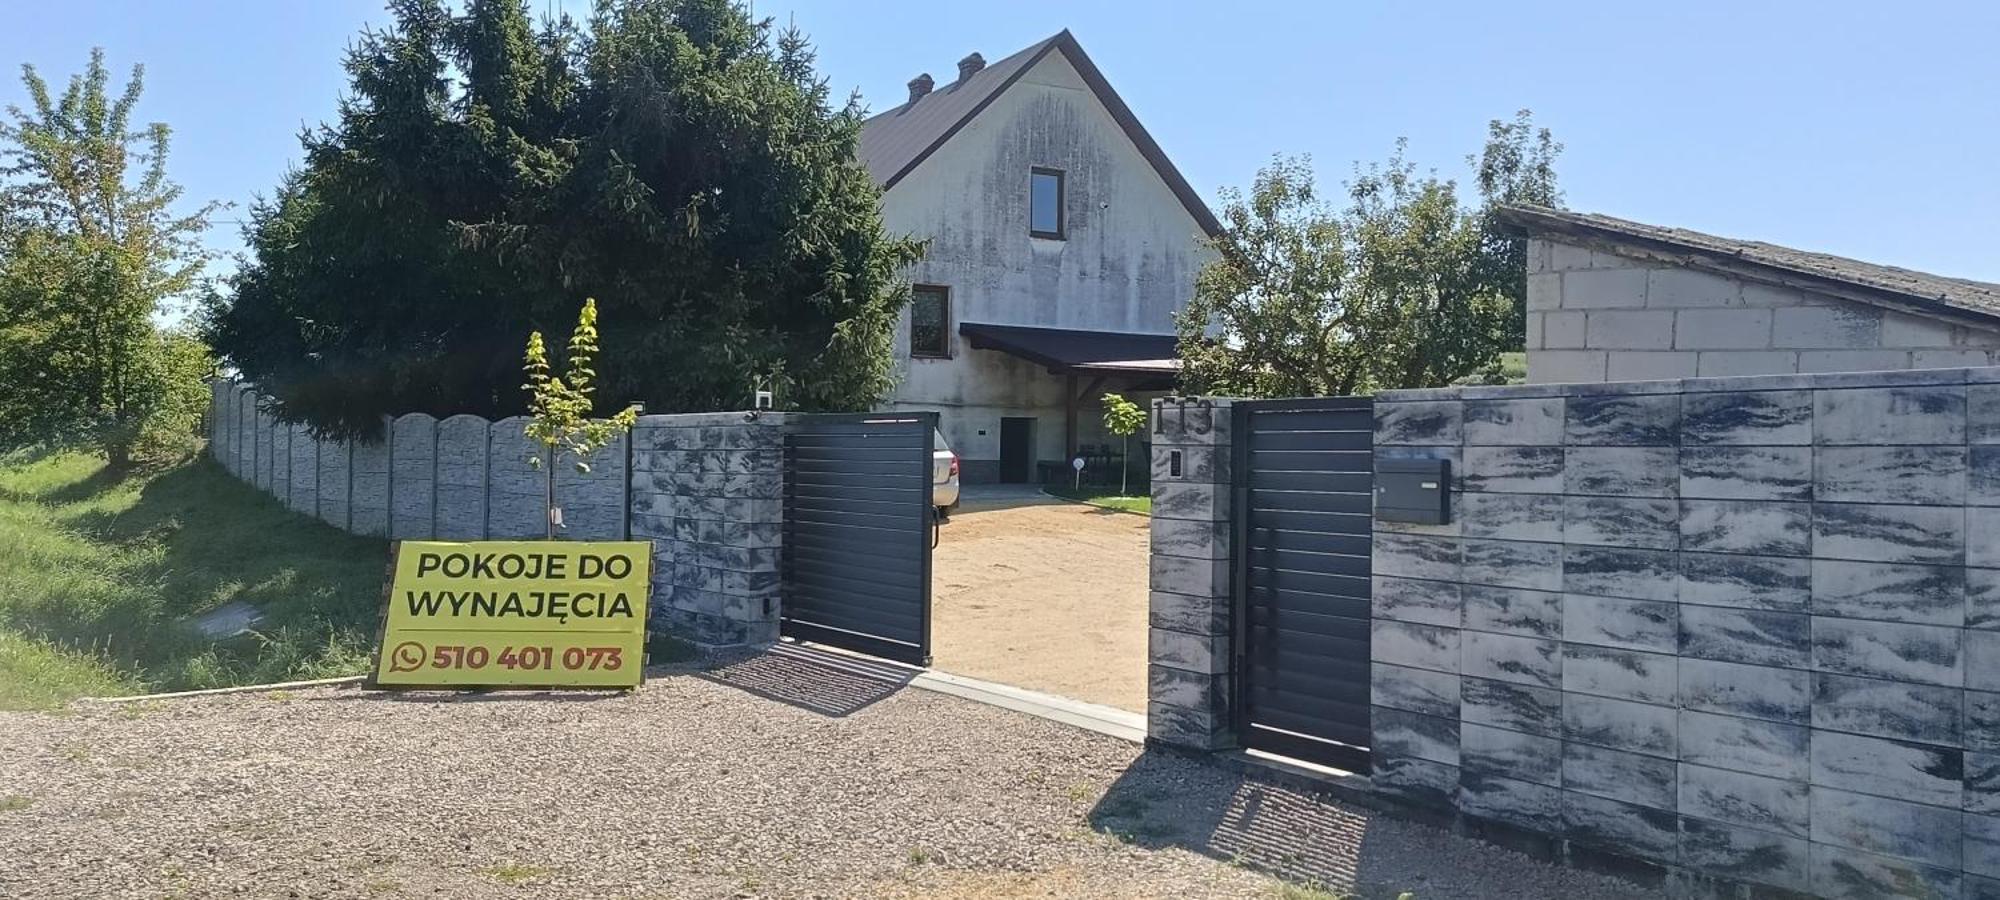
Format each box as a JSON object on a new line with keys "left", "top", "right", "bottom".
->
{"left": 907, "top": 73, "right": 934, "bottom": 104}
{"left": 957, "top": 52, "right": 985, "bottom": 81}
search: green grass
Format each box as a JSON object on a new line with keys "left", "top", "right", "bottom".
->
{"left": 0, "top": 631, "right": 133, "bottom": 709}
{"left": 1498, "top": 351, "right": 1527, "bottom": 384}
{"left": 1043, "top": 487, "right": 1151, "bottom": 515}
{"left": 0, "top": 450, "right": 389, "bottom": 708}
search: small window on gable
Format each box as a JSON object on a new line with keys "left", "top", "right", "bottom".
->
{"left": 1030, "top": 167, "right": 1064, "bottom": 239}
{"left": 910, "top": 284, "right": 950, "bottom": 358}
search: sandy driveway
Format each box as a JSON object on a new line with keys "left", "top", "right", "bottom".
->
{"left": 930, "top": 490, "right": 1151, "bottom": 712}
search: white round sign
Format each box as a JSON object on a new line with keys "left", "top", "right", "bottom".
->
{"left": 1071, "top": 456, "right": 1085, "bottom": 471}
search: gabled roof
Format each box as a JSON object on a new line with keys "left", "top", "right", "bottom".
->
{"left": 1496, "top": 204, "right": 2000, "bottom": 329}
{"left": 858, "top": 30, "right": 1222, "bottom": 237}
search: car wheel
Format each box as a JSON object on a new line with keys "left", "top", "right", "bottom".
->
{"left": 935, "top": 505, "right": 951, "bottom": 523}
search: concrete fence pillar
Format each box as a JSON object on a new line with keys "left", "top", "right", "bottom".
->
{"left": 1146, "top": 398, "right": 1236, "bottom": 750}
{"left": 629, "top": 412, "right": 787, "bottom": 648}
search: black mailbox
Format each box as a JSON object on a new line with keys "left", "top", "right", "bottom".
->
{"left": 1375, "top": 458, "right": 1451, "bottom": 525}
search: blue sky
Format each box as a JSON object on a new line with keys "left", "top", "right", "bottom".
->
{"left": 5, "top": 1, "right": 1996, "bottom": 281}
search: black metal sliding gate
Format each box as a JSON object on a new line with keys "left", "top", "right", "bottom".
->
{"left": 780, "top": 412, "right": 936, "bottom": 667}
{"left": 1233, "top": 397, "right": 1376, "bottom": 772}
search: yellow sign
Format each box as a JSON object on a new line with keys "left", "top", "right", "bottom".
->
{"left": 370, "top": 540, "right": 652, "bottom": 689}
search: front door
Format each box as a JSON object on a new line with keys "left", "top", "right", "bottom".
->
{"left": 999, "top": 417, "right": 1035, "bottom": 483}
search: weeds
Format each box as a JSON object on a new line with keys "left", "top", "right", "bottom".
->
{"left": 482, "top": 862, "right": 549, "bottom": 884}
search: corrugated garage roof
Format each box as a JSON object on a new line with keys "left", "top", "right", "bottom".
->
{"left": 1497, "top": 204, "right": 2000, "bottom": 328}
{"left": 857, "top": 30, "right": 1221, "bottom": 237}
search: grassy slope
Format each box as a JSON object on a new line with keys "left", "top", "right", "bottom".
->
{"left": 0, "top": 631, "right": 131, "bottom": 709}
{"left": 0, "top": 451, "right": 388, "bottom": 707}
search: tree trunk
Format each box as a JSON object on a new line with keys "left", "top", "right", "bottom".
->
{"left": 1120, "top": 435, "right": 1129, "bottom": 497}
{"left": 544, "top": 452, "right": 557, "bottom": 540}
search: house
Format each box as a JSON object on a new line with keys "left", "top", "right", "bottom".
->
{"left": 1500, "top": 205, "right": 2000, "bottom": 383}
{"left": 858, "top": 30, "right": 1220, "bottom": 483}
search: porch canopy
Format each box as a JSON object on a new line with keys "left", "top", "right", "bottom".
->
{"left": 957, "top": 322, "right": 1178, "bottom": 458}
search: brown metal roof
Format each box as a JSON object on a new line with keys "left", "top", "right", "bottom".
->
{"left": 857, "top": 30, "right": 1222, "bottom": 237}
{"left": 1496, "top": 204, "right": 2000, "bottom": 329}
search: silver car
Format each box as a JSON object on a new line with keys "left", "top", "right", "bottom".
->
{"left": 932, "top": 427, "right": 960, "bottom": 517}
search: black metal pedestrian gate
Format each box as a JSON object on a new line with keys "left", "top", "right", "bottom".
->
{"left": 1233, "top": 397, "right": 1375, "bottom": 772}
{"left": 781, "top": 413, "right": 936, "bottom": 667}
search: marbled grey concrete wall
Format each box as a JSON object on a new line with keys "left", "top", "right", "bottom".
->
{"left": 1370, "top": 366, "right": 2000, "bottom": 898}
{"left": 629, "top": 412, "right": 787, "bottom": 647}
{"left": 208, "top": 384, "right": 630, "bottom": 545}
{"left": 1147, "top": 398, "right": 1235, "bottom": 750}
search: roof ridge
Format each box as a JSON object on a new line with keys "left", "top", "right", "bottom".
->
{"left": 855, "top": 30, "right": 1220, "bottom": 237}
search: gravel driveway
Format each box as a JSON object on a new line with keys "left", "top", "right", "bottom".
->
{"left": 932, "top": 491, "right": 1150, "bottom": 712}
{"left": 0, "top": 652, "right": 1653, "bottom": 899}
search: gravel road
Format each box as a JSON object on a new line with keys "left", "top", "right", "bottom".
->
{"left": 0, "top": 652, "right": 1655, "bottom": 899}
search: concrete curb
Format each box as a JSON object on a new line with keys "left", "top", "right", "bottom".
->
{"left": 80, "top": 675, "right": 367, "bottom": 704}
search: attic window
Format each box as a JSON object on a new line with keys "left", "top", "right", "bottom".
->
{"left": 1030, "top": 168, "right": 1065, "bottom": 239}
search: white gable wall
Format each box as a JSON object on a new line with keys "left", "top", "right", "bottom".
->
{"left": 877, "top": 50, "right": 1212, "bottom": 476}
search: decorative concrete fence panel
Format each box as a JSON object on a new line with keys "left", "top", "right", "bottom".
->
{"left": 223, "top": 384, "right": 241, "bottom": 477}
{"left": 285, "top": 423, "right": 317, "bottom": 516}
{"left": 207, "top": 383, "right": 634, "bottom": 548}
{"left": 350, "top": 432, "right": 391, "bottom": 537}
{"left": 235, "top": 385, "right": 256, "bottom": 479}
{"left": 315, "top": 437, "right": 350, "bottom": 530}
{"left": 555, "top": 435, "right": 630, "bottom": 541}
{"left": 209, "top": 381, "right": 228, "bottom": 456}
{"left": 214, "top": 383, "right": 236, "bottom": 474}
{"left": 485, "top": 416, "right": 549, "bottom": 540}
{"left": 434, "top": 415, "right": 490, "bottom": 540}
{"left": 254, "top": 406, "right": 277, "bottom": 493}
{"left": 389, "top": 413, "right": 437, "bottom": 539}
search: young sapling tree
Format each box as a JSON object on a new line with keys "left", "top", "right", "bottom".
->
{"left": 522, "top": 298, "right": 637, "bottom": 539}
